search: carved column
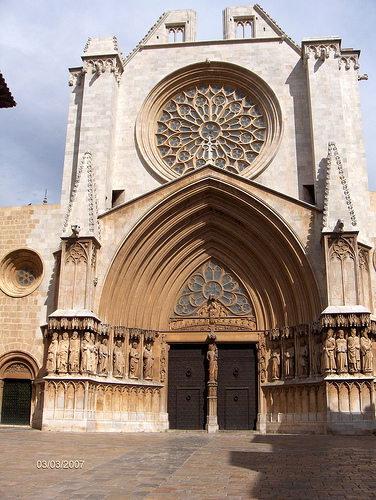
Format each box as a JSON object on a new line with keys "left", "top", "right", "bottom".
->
{"left": 206, "top": 342, "right": 219, "bottom": 433}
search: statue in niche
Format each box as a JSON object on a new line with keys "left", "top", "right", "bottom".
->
{"left": 323, "top": 329, "right": 336, "bottom": 373}
{"left": 270, "top": 344, "right": 280, "bottom": 381}
{"left": 298, "top": 338, "right": 309, "bottom": 377}
{"left": 360, "top": 328, "right": 373, "bottom": 374}
{"left": 113, "top": 340, "right": 125, "bottom": 377}
{"left": 207, "top": 343, "right": 218, "bottom": 383}
{"left": 81, "top": 332, "right": 92, "bottom": 373}
{"left": 129, "top": 341, "right": 140, "bottom": 379}
{"left": 98, "top": 338, "right": 109, "bottom": 375}
{"left": 336, "top": 330, "right": 348, "bottom": 374}
{"left": 347, "top": 328, "right": 360, "bottom": 373}
{"left": 46, "top": 332, "right": 59, "bottom": 373}
{"left": 284, "top": 343, "right": 295, "bottom": 378}
{"left": 143, "top": 343, "right": 154, "bottom": 380}
{"left": 57, "top": 331, "right": 69, "bottom": 373}
{"left": 312, "top": 335, "right": 322, "bottom": 375}
{"left": 69, "top": 331, "right": 80, "bottom": 373}
{"left": 91, "top": 333, "right": 98, "bottom": 374}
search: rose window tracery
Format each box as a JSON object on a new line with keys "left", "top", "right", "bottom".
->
{"left": 16, "top": 266, "right": 36, "bottom": 286}
{"left": 156, "top": 84, "right": 266, "bottom": 176}
{"left": 174, "top": 260, "right": 253, "bottom": 317}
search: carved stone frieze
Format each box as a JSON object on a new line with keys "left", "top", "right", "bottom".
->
{"left": 169, "top": 315, "right": 256, "bottom": 331}
{"left": 4, "top": 363, "right": 30, "bottom": 374}
{"left": 303, "top": 42, "right": 341, "bottom": 63}
{"left": 338, "top": 55, "right": 359, "bottom": 70}
{"left": 82, "top": 57, "right": 123, "bottom": 84}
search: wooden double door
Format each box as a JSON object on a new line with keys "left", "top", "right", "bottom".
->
{"left": 1, "top": 379, "right": 31, "bottom": 425}
{"left": 168, "top": 343, "right": 257, "bottom": 430}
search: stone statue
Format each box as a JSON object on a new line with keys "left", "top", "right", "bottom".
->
{"left": 113, "top": 340, "right": 125, "bottom": 377}
{"left": 91, "top": 333, "right": 98, "bottom": 374}
{"left": 347, "top": 328, "right": 360, "bottom": 373}
{"left": 324, "top": 329, "right": 336, "bottom": 373}
{"left": 298, "top": 338, "right": 309, "bottom": 377}
{"left": 312, "top": 335, "right": 322, "bottom": 375}
{"left": 360, "top": 329, "right": 373, "bottom": 374}
{"left": 57, "top": 331, "right": 69, "bottom": 373}
{"left": 336, "top": 330, "right": 348, "bottom": 374}
{"left": 270, "top": 344, "right": 280, "bottom": 380}
{"left": 284, "top": 343, "right": 295, "bottom": 378}
{"left": 98, "top": 338, "right": 109, "bottom": 375}
{"left": 46, "top": 332, "right": 59, "bottom": 373}
{"left": 81, "top": 332, "right": 92, "bottom": 373}
{"left": 207, "top": 343, "right": 218, "bottom": 383}
{"left": 68, "top": 331, "right": 80, "bottom": 373}
{"left": 143, "top": 343, "right": 154, "bottom": 380}
{"left": 129, "top": 341, "right": 140, "bottom": 378}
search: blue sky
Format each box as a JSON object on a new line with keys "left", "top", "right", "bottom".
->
{"left": 0, "top": 0, "right": 374, "bottom": 206}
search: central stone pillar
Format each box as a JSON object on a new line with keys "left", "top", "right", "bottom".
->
{"left": 206, "top": 341, "right": 219, "bottom": 433}
{"left": 206, "top": 381, "right": 218, "bottom": 432}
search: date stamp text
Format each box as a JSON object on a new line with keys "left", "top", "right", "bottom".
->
{"left": 36, "top": 460, "right": 84, "bottom": 469}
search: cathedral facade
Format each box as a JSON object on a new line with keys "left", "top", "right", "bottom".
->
{"left": 0, "top": 5, "right": 375, "bottom": 434}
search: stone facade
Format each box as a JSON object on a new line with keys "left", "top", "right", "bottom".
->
{"left": 0, "top": 5, "right": 375, "bottom": 434}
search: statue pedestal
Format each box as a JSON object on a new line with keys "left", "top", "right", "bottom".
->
{"left": 206, "top": 415, "right": 219, "bottom": 433}
{"left": 206, "top": 380, "right": 218, "bottom": 432}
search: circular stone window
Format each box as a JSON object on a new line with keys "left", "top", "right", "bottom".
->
{"left": 0, "top": 248, "right": 44, "bottom": 297}
{"left": 136, "top": 62, "right": 282, "bottom": 181}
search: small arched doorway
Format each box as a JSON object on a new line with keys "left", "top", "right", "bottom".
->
{"left": 0, "top": 352, "right": 39, "bottom": 426}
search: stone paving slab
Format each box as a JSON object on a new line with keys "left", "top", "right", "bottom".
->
{"left": 0, "top": 427, "right": 375, "bottom": 499}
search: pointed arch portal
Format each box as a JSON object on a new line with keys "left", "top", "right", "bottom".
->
{"left": 99, "top": 171, "right": 321, "bottom": 332}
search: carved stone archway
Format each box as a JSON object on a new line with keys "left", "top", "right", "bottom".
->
{"left": 99, "top": 167, "right": 322, "bottom": 331}
{"left": 0, "top": 351, "right": 40, "bottom": 426}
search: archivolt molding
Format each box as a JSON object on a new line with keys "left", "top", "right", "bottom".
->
{"left": 99, "top": 176, "right": 321, "bottom": 331}
{"left": 136, "top": 61, "right": 283, "bottom": 182}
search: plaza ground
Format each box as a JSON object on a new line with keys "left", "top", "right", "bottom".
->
{"left": 0, "top": 427, "right": 375, "bottom": 499}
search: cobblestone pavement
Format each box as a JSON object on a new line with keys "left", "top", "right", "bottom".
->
{"left": 1, "top": 427, "right": 375, "bottom": 499}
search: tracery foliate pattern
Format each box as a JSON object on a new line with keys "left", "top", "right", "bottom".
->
{"left": 156, "top": 84, "right": 266, "bottom": 176}
{"left": 174, "top": 260, "right": 253, "bottom": 317}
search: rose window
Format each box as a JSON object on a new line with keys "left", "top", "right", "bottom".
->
{"left": 16, "top": 266, "right": 36, "bottom": 286}
{"left": 174, "top": 260, "right": 253, "bottom": 317}
{"left": 156, "top": 84, "right": 266, "bottom": 176}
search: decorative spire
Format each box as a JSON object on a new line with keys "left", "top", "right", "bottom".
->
{"left": 62, "top": 150, "right": 101, "bottom": 240}
{"left": 322, "top": 142, "right": 357, "bottom": 232}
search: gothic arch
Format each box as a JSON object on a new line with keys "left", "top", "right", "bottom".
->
{"left": 99, "top": 172, "right": 322, "bottom": 330}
